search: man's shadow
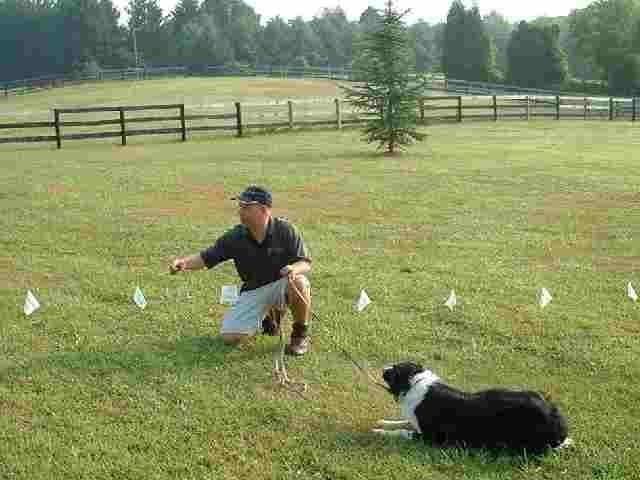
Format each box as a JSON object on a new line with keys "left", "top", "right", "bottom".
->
{"left": 6, "top": 335, "right": 281, "bottom": 378}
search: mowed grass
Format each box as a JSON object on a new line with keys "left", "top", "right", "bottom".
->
{"left": 0, "top": 77, "right": 345, "bottom": 122}
{"left": 1, "top": 80, "right": 640, "bottom": 479}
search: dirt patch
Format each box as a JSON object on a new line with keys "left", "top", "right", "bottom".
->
{"left": 1, "top": 399, "right": 34, "bottom": 432}
{"left": 495, "top": 303, "right": 542, "bottom": 337}
{"left": 96, "top": 398, "right": 129, "bottom": 417}
{"left": 277, "top": 187, "right": 394, "bottom": 224}
{"left": 0, "top": 257, "right": 16, "bottom": 287}
{"left": 129, "top": 183, "right": 230, "bottom": 223}
{"left": 47, "top": 183, "right": 77, "bottom": 194}
{"left": 608, "top": 319, "right": 640, "bottom": 335}
{"left": 529, "top": 191, "right": 638, "bottom": 227}
{"left": 0, "top": 257, "right": 65, "bottom": 289}
{"left": 383, "top": 224, "right": 433, "bottom": 254}
{"left": 528, "top": 191, "right": 637, "bottom": 271}
{"left": 592, "top": 256, "right": 640, "bottom": 273}
{"left": 31, "top": 335, "right": 50, "bottom": 353}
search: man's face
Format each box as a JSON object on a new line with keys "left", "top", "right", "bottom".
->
{"left": 237, "top": 202, "right": 262, "bottom": 225}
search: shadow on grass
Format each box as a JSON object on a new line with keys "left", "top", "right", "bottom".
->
{"left": 4, "top": 335, "right": 281, "bottom": 378}
{"left": 334, "top": 430, "right": 550, "bottom": 467}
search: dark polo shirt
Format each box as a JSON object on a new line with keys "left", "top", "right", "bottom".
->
{"left": 200, "top": 217, "right": 310, "bottom": 292}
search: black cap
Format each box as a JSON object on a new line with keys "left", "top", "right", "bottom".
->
{"left": 231, "top": 185, "right": 272, "bottom": 207}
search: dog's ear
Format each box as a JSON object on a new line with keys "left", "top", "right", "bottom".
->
{"left": 382, "top": 366, "right": 396, "bottom": 385}
{"left": 408, "top": 362, "right": 424, "bottom": 377}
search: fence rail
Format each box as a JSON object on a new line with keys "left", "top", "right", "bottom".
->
{"left": 0, "top": 95, "right": 637, "bottom": 148}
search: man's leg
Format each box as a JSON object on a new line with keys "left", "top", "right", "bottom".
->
{"left": 262, "top": 305, "right": 285, "bottom": 336}
{"left": 219, "top": 288, "right": 264, "bottom": 345}
{"left": 285, "top": 275, "right": 311, "bottom": 356}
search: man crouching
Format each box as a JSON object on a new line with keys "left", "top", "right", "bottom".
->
{"left": 170, "top": 185, "right": 312, "bottom": 356}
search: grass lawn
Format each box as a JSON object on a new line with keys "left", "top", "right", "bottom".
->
{"left": 0, "top": 77, "right": 346, "bottom": 122}
{"left": 1, "top": 79, "right": 639, "bottom": 479}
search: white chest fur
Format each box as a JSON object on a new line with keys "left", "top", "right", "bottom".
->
{"left": 398, "top": 370, "right": 440, "bottom": 433}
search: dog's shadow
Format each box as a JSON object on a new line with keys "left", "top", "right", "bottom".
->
{"left": 335, "top": 429, "right": 555, "bottom": 467}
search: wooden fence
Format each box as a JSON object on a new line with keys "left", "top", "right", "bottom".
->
{"left": 0, "top": 95, "right": 637, "bottom": 148}
{"left": 0, "top": 99, "right": 361, "bottom": 148}
{"left": 419, "top": 95, "right": 639, "bottom": 123}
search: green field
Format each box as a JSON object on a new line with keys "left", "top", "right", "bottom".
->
{"left": 1, "top": 79, "right": 639, "bottom": 479}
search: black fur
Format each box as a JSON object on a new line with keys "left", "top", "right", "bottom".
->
{"left": 383, "top": 362, "right": 569, "bottom": 454}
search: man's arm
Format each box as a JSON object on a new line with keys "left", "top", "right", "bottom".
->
{"left": 280, "top": 221, "right": 312, "bottom": 278}
{"left": 170, "top": 253, "right": 205, "bottom": 273}
{"left": 280, "top": 259, "right": 311, "bottom": 278}
{"left": 172, "top": 229, "right": 234, "bottom": 274}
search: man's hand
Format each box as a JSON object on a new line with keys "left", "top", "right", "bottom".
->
{"left": 170, "top": 258, "right": 186, "bottom": 274}
{"left": 279, "top": 265, "right": 295, "bottom": 279}
{"left": 170, "top": 254, "right": 205, "bottom": 274}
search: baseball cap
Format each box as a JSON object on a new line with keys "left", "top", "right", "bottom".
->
{"left": 231, "top": 185, "right": 273, "bottom": 207}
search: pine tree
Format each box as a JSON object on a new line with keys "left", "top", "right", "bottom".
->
{"left": 343, "top": 0, "right": 425, "bottom": 155}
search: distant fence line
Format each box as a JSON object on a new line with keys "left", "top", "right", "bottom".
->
{"left": 2, "top": 65, "right": 608, "bottom": 99}
{"left": 0, "top": 65, "right": 355, "bottom": 97}
{"left": 0, "top": 95, "right": 637, "bottom": 149}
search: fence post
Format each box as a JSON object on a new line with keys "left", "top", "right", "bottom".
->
{"left": 525, "top": 96, "right": 530, "bottom": 120}
{"left": 633, "top": 97, "right": 637, "bottom": 122}
{"left": 4, "top": 84, "right": 7, "bottom": 97}
{"left": 235, "top": 102, "right": 243, "bottom": 137}
{"left": 179, "top": 104, "right": 186, "bottom": 141}
{"left": 335, "top": 98, "right": 342, "bottom": 129}
{"left": 119, "top": 107, "right": 126, "bottom": 146}
{"left": 556, "top": 95, "right": 560, "bottom": 120}
{"left": 584, "top": 97, "right": 588, "bottom": 120}
{"left": 457, "top": 96, "right": 462, "bottom": 122}
{"left": 54, "top": 108, "right": 61, "bottom": 149}
{"left": 288, "top": 100, "right": 293, "bottom": 129}
{"left": 492, "top": 95, "right": 497, "bottom": 121}
{"left": 419, "top": 98, "right": 425, "bottom": 123}
{"left": 609, "top": 97, "right": 614, "bottom": 121}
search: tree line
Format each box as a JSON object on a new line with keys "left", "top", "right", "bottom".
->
{"left": 1, "top": 0, "right": 639, "bottom": 94}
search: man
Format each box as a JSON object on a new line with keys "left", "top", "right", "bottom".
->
{"left": 170, "top": 185, "right": 312, "bottom": 356}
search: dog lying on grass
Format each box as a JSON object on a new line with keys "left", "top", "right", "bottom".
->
{"left": 374, "top": 362, "right": 572, "bottom": 454}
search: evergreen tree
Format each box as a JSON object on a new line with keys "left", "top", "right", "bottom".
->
{"left": 127, "top": 0, "right": 166, "bottom": 66}
{"left": 507, "top": 21, "right": 568, "bottom": 88}
{"left": 442, "top": 0, "right": 496, "bottom": 81}
{"left": 483, "top": 11, "right": 513, "bottom": 79}
{"left": 343, "top": 0, "right": 425, "bottom": 155}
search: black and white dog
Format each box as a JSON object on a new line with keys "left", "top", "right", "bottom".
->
{"left": 374, "top": 362, "right": 572, "bottom": 453}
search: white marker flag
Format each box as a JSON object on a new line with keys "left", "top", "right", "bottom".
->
{"left": 539, "top": 288, "right": 553, "bottom": 308}
{"left": 133, "top": 286, "right": 147, "bottom": 309}
{"left": 355, "top": 289, "right": 371, "bottom": 312}
{"left": 24, "top": 290, "right": 41, "bottom": 316}
{"left": 628, "top": 282, "right": 638, "bottom": 302}
{"left": 220, "top": 285, "right": 239, "bottom": 305}
{"left": 445, "top": 289, "right": 457, "bottom": 311}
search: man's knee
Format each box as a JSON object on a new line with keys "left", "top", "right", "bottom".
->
{"left": 289, "top": 275, "right": 310, "bottom": 298}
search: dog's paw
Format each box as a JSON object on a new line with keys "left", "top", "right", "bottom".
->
{"left": 555, "top": 437, "right": 574, "bottom": 450}
{"left": 376, "top": 419, "right": 412, "bottom": 428}
{"left": 372, "top": 428, "right": 416, "bottom": 440}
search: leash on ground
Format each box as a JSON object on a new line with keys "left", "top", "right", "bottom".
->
{"left": 271, "top": 277, "right": 309, "bottom": 399}
{"left": 283, "top": 278, "right": 389, "bottom": 393}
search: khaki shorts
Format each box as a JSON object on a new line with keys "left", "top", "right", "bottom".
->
{"left": 219, "top": 276, "right": 310, "bottom": 336}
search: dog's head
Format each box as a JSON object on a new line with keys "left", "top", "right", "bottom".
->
{"left": 383, "top": 362, "right": 425, "bottom": 399}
